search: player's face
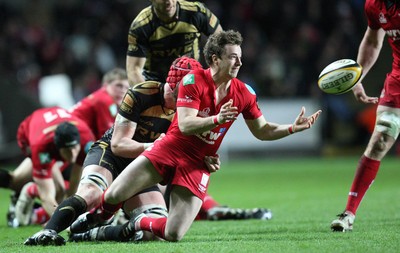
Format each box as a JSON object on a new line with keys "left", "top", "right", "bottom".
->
{"left": 219, "top": 45, "right": 242, "bottom": 79}
{"left": 59, "top": 144, "right": 81, "bottom": 164}
{"left": 152, "top": 0, "right": 177, "bottom": 20}
{"left": 164, "top": 83, "right": 177, "bottom": 110}
{"left": 106, "top": 79, "right": 130, "bottom": 106}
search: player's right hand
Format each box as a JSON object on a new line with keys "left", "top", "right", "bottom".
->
{"left": 352, "top": 83, "right": 378, "bottom": 104}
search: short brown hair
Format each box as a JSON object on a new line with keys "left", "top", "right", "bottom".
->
{"left": 203, "top": 30, "right": 243, "bottom": 66}
{"left": 102, "top": 68, "right": 128, "bottom": 84}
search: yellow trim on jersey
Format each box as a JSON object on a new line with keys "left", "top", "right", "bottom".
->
{"left": 141, "top": 106, "right": 174, "bottom": 120}
{"left": 131, "top": 7, "right": 153, "bottom": 30}
{"left": 149, "top": 22, "right": 199, "bottom": 41}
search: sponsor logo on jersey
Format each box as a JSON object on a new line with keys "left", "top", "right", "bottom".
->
{"left": 183, "top": 74, "right": 195, "bottom": 86}
{"left": 209, "top": 13, "right": 218, "bottom": 28}
{"left": 195, "top": 127, "right": 227, "bottom": 144}
{"left": 198, "top": 173, "right": 209, "bottom": 193}
{"left": 39, "top": 152, "right": 51, "bottom": 164}
{"left": 177, "top": 95, "right": 193, "bottom": 103}
{"left": 120, "top": 92, "right": 135, "bottom": 113}
{"left": 386, "top": 29, "right": 400, "bottom": 41}
{"left": 198, "top": 108, "right": 211, "bottom": 117}
{"left": 128, "top": 34, "right": 138, "bottom": 51}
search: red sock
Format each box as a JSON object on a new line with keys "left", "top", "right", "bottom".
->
{"left": 201, "top": 193, "right": 219, "bottom": 211}
{"left": 195, "top": 193, "right": 220, "bottom": 220}
{"left": 139, "top": 217, "right": 167, "bottom": 239}
{"left": 99, "top": 190, "right": 122, "bottom": 220}
{"left": 346, "top": 155, "right": 380, "bottom": 215}
{"left": 27, "top": 183, "right": 38, "bottom": 198}
{"left": 31, "top": 207, "right": 50, "bottom": 224}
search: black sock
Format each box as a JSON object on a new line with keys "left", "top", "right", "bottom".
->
{"left": 45, "top": 195, "right": 87, "bottom": 232}
{"left": 0, "top": 168, "right": 11, "bottom": 188}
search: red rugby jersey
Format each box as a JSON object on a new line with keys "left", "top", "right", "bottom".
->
{"left": 17, "top": 107, "right": 95, "bottom": 179}
{"left": 69, "top": 87, "right": 118, "bottom": 139}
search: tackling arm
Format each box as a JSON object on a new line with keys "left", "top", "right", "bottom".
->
{"left": 111, "top": 114, "right": 151, "bottom": 158}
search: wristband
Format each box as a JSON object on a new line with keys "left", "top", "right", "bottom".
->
{"left": 212, "top": 116, "right": 220, "bottom": 125}
{"left": 288, "top": 125, "right": 294, "bottom": 134}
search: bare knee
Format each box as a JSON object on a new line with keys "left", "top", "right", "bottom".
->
{"left": 76, "top": 184, "right": 102, "bottom": 210}
{"left": 371, "top": 135, "right": 387, "bottom": 153}
{"left": 164, "top": 230, "right": 185, "bottom": 242}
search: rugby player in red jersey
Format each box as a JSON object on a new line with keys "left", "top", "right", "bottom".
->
{"left": 69, "top": 68, "right": 129, "bottom": 139}
{"left": 8, "top": 107, "right": 95, "bottom": 228}
{"left": 72, "top": 30, "right": 321, "bottom": 243}
{"left": 330, "top": 0, "right": 400, "bottom": 232}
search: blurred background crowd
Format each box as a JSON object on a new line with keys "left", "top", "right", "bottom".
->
{"left": 0, "top": 0, "right": 394, "bottom": 161}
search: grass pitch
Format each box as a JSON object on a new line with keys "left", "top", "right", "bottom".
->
{"left": 1, "top": 156, "right": 400, "bottom": 252}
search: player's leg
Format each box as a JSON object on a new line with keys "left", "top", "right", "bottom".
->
{"left": 45, "top": 164, "right": 112, "bottom": 232}
{"left": 331, "top": 106, "right": 400, "bottom": 232}
{"left": 69, "top": 187, "right": 168, "bottom": 242}
{"left": 70, "top": 155, "right": 163, "bottom": 233}
{"left": 3, "top": 157, "right": 34, "bottom": 227}
{"left": 131, "top": 186, "right": 201, "bottom": 242}
{"left": 6, "top": 157, "right": 33, "bottom": 192}
{"left": 160, "top": 185, "right": 202, "bottom": 241}
{"left": 196, "top": 193, "right": 272, "bottom": 221}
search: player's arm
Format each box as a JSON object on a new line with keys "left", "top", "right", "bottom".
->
{"left": 66, "top": 163, "right": 83, "bottom": 197}
{"left": 34, "top": 177, "right": 58, "bottom": 216}
{"left": 177, "top": 99, "right": 238, "bottom": 135}
{"left": 51, "top": 161, "right": 67, "bottom": 202}
{"left": 126, "top": 55, "right": 146, "bottom": 86}
{"left": 245, "top": 107, "right": 321, "bottom": 140}
{"left": 110, "top": 114, "right": 151, "bottom": 158}
{"left": 352, "top": 27, "right": 384, "bottom": 104}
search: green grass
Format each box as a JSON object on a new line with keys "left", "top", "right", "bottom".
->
{"left": 1, "top": 156, "right": 400, "bottom": 252}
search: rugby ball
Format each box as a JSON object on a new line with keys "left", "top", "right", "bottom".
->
{"left": 318, "top": 59, "right": 362, "bottom": 95}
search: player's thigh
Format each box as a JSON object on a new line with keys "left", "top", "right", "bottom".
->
{"left": 10, "top": 157, "right": 33, "bottom": 190}
{"left": 166, "top": 185, "right": 202, "bottom": 239}
{"left": 106, "top": 156, "right": 162, "bottom": 203}
{"left": 123, "top": 186, "right": 166, "bottom": 213}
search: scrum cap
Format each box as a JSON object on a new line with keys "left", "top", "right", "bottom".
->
{"left": 54, "top": 122, "right": 80, "bottom": 149}
{"left": 166, "top": 56, "right": 203, "bottom": 89}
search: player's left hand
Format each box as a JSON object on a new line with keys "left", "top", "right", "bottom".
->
{"left": 204, "top": 154, "right": 220, "bottom": 173}
{"left": 291, "top": 107, "right": 322, "bottom": 133}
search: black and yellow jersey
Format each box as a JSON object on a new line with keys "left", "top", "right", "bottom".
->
{"left": 101, "top": 81, "right": 174, "bottom": 143}
{"left": 127, "top": 0, "right": 220, "bottom": 82}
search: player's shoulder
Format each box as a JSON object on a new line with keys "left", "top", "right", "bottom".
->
{"left": 178, "top": 0, "right": 208, "bottom": 14}
{"left": 182, "top": 69, "right": 206, "bottom": 87}
{"left": 365, "top": 0, "right": 379, "bottom": 9}
{"left": 131, "top": 6, "right": 153, "bottom": 30}
{"left": 132, "top": 81, "right": 162, "bottom": 95}
{"left": 233, "top": 78, "right": 257, "bottom": 96}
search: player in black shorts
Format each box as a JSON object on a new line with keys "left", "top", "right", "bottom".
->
{"left": 126, "top": 0, "right": 223, "bottom": 85}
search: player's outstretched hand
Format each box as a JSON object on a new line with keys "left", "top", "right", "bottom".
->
{"left": 216, "top": 99, "right": 238, "bottom": 124}
{"left": 352, "top": 83, "right": 378, "bottom": 104}
{"left": 291, "top": 107, "right": 322, "bottom": 133}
